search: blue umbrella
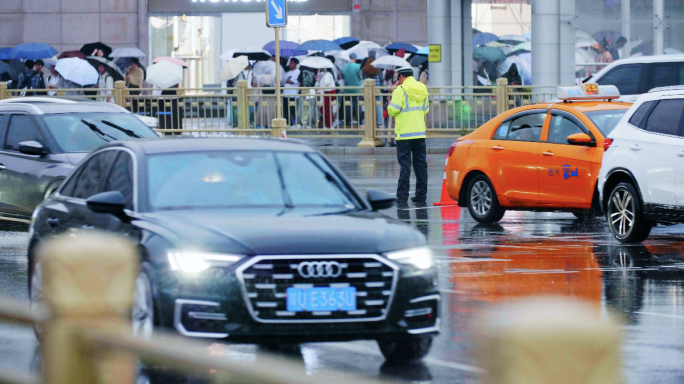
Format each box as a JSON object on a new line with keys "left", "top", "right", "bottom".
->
{"left": 298, "top": 40, "right": 342, "bottom": 52}
{"left": 334, "top": 37, "right": 359, "bottom": 50}
{"left": 385, "top": 42, "right": 418, "bottom": 54}
{"left": 415, "top": 46, "right": 429, "bottom": 56}
{"left": 473, "top": 32, "right": 499, "bottom": 51}
{"left": 262, "top": 40, "right": 307, "bottom": 57}
{"left": 0, "top": 47, "right": 13, "bottom": 60}
{"left": 10, "top": 43, "right": 58, "bottom": 60}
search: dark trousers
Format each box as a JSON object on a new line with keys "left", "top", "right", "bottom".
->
{"left": 396, "top": 138, "right": 428, "bottom": 201}
{"left": 282, "top": 97, "right": 297, "bottom": 125}
{"left": 342, "top": 95, "right": 358, "bottom": 125}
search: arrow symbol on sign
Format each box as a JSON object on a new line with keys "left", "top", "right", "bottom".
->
{"left": 271, "top": 0, "right": 283, "bottom": 19}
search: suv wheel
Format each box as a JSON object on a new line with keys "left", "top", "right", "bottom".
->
{"left": 377, "top": 336, "right": 433, "bottom": 362}
{"left": 132, "top": 268, "right": 155, "bottom": 340}
{"left": 607, "top": 182, "right": 652, "bottom": 243}
{"left": 467, "top": 175, "right": 505, "bottom": 224}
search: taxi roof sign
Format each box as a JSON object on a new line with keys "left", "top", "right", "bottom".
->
{"left": 557, "top": 84, "right": 620, "bottom": 101}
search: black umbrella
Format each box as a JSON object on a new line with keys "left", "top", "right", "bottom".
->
{"left": 0, "top": 61, "right": 17, "bottom": 81}
{"left": 9, "top": 59, "right": 24, "bottom": 76}
{"left": 233, "top": 47, "right": 272, "bottom": 61}
{"left": 410, "top": 55, "right": 428, "bottom": 68}
{"left": 85, "top": 56, "right": 124, "bottom": 82}
{"left": 80, "top": 42, "right": 113, "bottom": 59}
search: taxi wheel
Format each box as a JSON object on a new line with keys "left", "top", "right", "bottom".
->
{"left": 377, "top": 336, "right": 432, "bottom": 362}
{"left": 467, "top": 175, "right": 505, "bottom": 224}
{"left": 607, "top": 182, "right": 652, "bottom": 243}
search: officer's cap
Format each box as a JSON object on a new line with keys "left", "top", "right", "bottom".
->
{"left": 397, "top": 66, "right": 414, "bottom": 77}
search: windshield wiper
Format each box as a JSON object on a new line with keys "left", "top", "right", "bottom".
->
{"left": 80, "top": 119, "right": 114, "bottom": 142}
{"left": 101, "top": 120, "right": 143, "bottom": 138}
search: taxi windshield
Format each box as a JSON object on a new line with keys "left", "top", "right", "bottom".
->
{"left": 584, "top": 110, "right": 628, "bottom": 136}
{"left": 147, "top": 151, "right": 359, "bottom": 211}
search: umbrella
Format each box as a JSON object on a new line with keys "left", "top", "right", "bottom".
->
{"left": 631, "top": 40, "right": 653, "bottom": 56}
{"left": 665, "top": 48, "right": 684, "bottom": 55}
{"left": 498, "top": 53, "right": 532, "bottom": 85}
{"left": 262, "top": 40, "right": 306, "bottom": 57}
{"left": 593, "top": 31, "right": 623, "bottom": 46}
{"left": 146, "top": 60, "right": 183, "bottom": 88}
{"left": 299, "top": 57, "right": 335, "bottom": 70}
{"left": 497, "top": 35, "right": 527, "bottom": 45}
{"left": 58, "top": 50, "right": 85, "bottom": 60}
{"left": 385, "top": 43, "right": 418, "bottom": 54}
{"left": 56, "top": 57, "right": 99, "bottom": 86}
{"left": 153, "top": 56, "right": 188, "bottom": 68}
{"left": 220, "top": 56, "right": 249, "bottom": 81}
{"left": 85, "top": 56, "right": 124, "bottom": 82}
{"left": 474, "top": 46, "right": 506, "bottom": 61}
{"left": 0, "top": 47, "right": 13, "bottom": 60}
{"left": 334, "top": 37, "right": 360, "bottom": 50}
{"left": 110, "top": 47, "right": 146, "bottom": 58}
{"left": 10, "top": 43, "right": 58, "bottom": 60}
{"left": 80, "top": 42, "right": 112, "bottom": 58}
{"left": 0, "top": 61, "right": 17, "bottom": 81}
{"left": 575, "top": 48, "right": 596, "bottom": 65}
{"left": 473, "top": 32, "right": 499, "bottom": 49}
{"left": 9, "top": 59, "right": 23, "bottom": 77}
{"left": 508, "top": 41, "right": 531, "bottom": 56}
{"left": 371, "top": 55, "right": 411, "bottom": 70}
{"left": 410, "top": 55, "right": 428, "bottom": 67}
{"left": 347, "top": 42, "right": 389, "bottom": 60}
{"left": 233, "top": 47, "right": 271, "bottom": 61}
{"left": 298, "top": 40, "right": 342, "bottom": 52}
{"left": 415, "top": 46, "right": 429, "bottom": 56}
{"left": 523, "top": 33, "right": 532, "bottom": 41}
{"left": 251, "top": 60, "right": 286, "bottom": 85}
{"left": 327, "top": 50, "right": 351, "bottom": 62}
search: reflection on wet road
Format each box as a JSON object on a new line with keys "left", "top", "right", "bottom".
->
{"left": 1, "top": 155, "right": 683, "bottom": 383}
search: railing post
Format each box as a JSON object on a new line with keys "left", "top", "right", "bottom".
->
{"left": 271, "top": 117, "right": 286, "bottom": 139}
{"left": 114, "top": 81, "right": 126, "bottom": 108}
{"left": 0, "top": 82, "right": 6, "bottom": 100}
{"left": 358, "top": 79, "right": 383, "bottom": 148}
{"left": 495, "top": 77, "right": 509, "bottom": 115}
{"left": 237, "top": 80, "right": 249, "bottom": 131}
{"left": 41, "top": 232, "right": 138, "bottom": 384}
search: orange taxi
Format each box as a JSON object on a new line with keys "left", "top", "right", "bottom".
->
{"left": 446, "top": 85, "right": 631, "bottom": 223}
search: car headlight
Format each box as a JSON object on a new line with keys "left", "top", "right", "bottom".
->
{"left": 385, "top": 246, "right": 433, "bottom": 269}
{"left": 167, "top": 251, "right": 243, "bottom": 273}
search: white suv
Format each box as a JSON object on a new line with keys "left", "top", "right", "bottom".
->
{"left": 598, "top": 86, "right": 684, "bottom": 242}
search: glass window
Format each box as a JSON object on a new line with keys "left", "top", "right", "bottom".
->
{"left": 41, "top": 113, "right": 156, "bottom": 153}
{"left": 651, "top": 63, "right": 684, "bottom": 89}
{"left": 597, "top": 65, "right": 643, "bottom": 95}
{"left": 628, "top": 101, "right": 656, "bottom": 128}
{"left": 5, "top": 115, "right": 41, "bottom": 151}
{"left": 493, "top": 121, "right": 510, "bottom": 140}
{"left": 147, "top": 151, "right": 358, "bottom": 211}
{"left": 548, "top": 116, "right": 585, "bottom": 144}
{"left": 507, "top": 113, "right": 545, "bottom": 142}
{"left": 64, "top": 151, "right": 118, "bottom": 199}
{"left": 103, "top": 152, "right": 134, "bottom": 210}
{"left": 645, "top": 100, "right": 684, "bottom": 136}
{"left": 584, "top": 109, "right": 628, "bottom": 136}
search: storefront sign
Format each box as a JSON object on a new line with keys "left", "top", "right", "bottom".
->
{"left": 429, "top": 45, "right": 441, "bottom": 63}
{"left": 150, "top": 0, "right": 351, "bottom": 13}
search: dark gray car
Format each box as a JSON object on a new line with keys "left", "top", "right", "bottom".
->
{"left": 0, "top": 100, "right": 158, "bottom": 224}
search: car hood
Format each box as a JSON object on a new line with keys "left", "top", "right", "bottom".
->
{"left": 139, "top": 207, "right": 425, "bottom": 255}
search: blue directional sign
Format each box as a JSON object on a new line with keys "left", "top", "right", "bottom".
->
{"left": 266, "top": 0, "right": 287, "bottom": 27}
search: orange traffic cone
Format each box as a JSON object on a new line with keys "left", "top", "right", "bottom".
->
{"left": 282, "top": 129, "right": 287, "bottom": 139}
{"left": 433, "top": 155, "right": 458, "bottom": 206}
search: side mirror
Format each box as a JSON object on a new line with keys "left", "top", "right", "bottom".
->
{"left": 367, "top": 189, "right": 396, "bottom": 211}
{"left": 566, "top": 133, "right": 594, "bottom": 146}
{"left": 86, "top": 191, "right": 127, "bottom": 218}
{"left": 18, "top": 141, "right": 46, "bottom": 156}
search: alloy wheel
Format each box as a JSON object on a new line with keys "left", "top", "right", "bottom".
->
{"left": 132, "top": 273, "right": 154, "bottom": 340}
{"left": 470, "top": 180, "right": 492, "bottom": 217}
{"left": 30, "top": 261, "right": 43, "bottom": 306}
{"left": 609, "top": 187, "right": 635, "bottom": 237}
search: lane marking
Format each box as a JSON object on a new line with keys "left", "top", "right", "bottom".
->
{"left": 635, "top": 312, "right": 684, "bottom": 320}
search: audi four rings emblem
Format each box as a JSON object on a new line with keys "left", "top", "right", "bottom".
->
{"left": 297, "top": 261, "right": 343, "bottom": 278}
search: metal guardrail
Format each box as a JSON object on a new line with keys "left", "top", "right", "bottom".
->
{"left": 0, "top": 78, "right": 560, "bottom": 146}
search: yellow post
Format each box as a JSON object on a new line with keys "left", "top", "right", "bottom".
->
{"left": 495, "top": 77, "right": 508, "bottom": 115}
{"left": 40, "top": 232, "right": 138, "bottom": 384}
{"left": 237, "top": 80, "right": 249, "bottom": 130}
{"left": 0, "top": 82, "right": 6, "bottom": 100}
{"left": 114, "top": 81, "right": 126, "bottom": 108}
{"left": 479, "top": 298, "right": 621, "bottom": 384}
{"left": 357, "top": 79, "right": 383, "bottom": 148}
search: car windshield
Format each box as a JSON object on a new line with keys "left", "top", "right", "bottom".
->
{"left": 41, "top": 113, "right": 157, "bottom": 153}
{"left": 585, "top": 110, "right": 628, "bottom": 136}
{"left": 147, "top": 151, "right": 359, "bottom": 211}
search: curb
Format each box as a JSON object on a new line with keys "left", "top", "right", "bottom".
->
{"left": 318, "top": 147, "right": 449, "bottom": 155}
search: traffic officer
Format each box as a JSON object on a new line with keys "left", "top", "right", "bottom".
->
{"left": 388, "top": 66, "right": 429, "bottom": 204}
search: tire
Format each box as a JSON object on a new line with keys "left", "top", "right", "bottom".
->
{"left": 132, "top": 268, "right": 155, "bottom": 340}
{"left": 28, "top": 250, "right": 43, "bottom": 339}
{"left": 377, "top": 336, "right": 433, "bottom": 362}
{"left": 466, "top": 175, "right": 505, "bottom": 224}
{"left": 606, "top": 182, "right": 652, "bottom": 243}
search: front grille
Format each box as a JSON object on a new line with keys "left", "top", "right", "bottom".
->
{"left": 236, "top": 255, "right": 399, "bottom": 323}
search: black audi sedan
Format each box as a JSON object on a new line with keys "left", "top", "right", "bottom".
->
{"left": 28, "top": 138, "right": 440, "bottom": 361}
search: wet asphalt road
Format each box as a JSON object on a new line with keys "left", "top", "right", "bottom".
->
{"left": 1, "top": 154, "right": 684, "bottom": 383}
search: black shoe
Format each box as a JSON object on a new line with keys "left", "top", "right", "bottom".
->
{"left": 396, "top": 199, "right": 408, "bottom": 206}
{"left": 411, "top": 196, "right": 427, "bottom": 203}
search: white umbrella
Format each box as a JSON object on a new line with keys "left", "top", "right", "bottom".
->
{"left": 220, "top": 56, "right": 249, "bottom": 81}
{"left": 146, "top": 60, "right": 183, "bottom": 88}
{"left": 110, "top": 47, "right": 146, "bottom": 58}
{"left": 497, "top": 53, "right": 531, "bottom": 85}
{"left": 55, "top": 57, "right": 98, "bottom": 86}
{"left": 300, "top": 57, "right": 335, "bottom": 70}
{"left": 575, "top": 48, "right": 596, "bottom": 65}
{"left": 371, "top": 55, "right": 411, "bottom": 70}
{"left": 220, "top": 49, "right": 236, "bottom": 61}
{"left": 86, "top": 56, "right": 123, "bottom": 76}
{"left": 347, "top": 45, "right": 389, "bottom": 60}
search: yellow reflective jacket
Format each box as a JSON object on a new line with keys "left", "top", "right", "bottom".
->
{"left": 387, "top": 76, "right": 429, "bottom": 140}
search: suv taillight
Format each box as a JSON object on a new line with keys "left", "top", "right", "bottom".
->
{"left": 448, "top": 142, "right": 458, "bottom": 157}
{"left": 603, "top": 138, "right": 613, "bottom": 151}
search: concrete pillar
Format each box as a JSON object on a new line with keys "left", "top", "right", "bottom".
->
{"left": 654, "top": 0, "right": 664, "bottom": 55}
{"left": 532, "top": 0, "right": 560, "bottom": 87}
{"left": 463, "top": 0, "right": 474, "bottom": 86}
{"left": 622, "top": 0, "right": 631, "bottom": 59}
{"left": 559, "top": 0, "right": 576, "bottom": 85}
{"left": 428, "top": 0, "right": 451, "bottom": 87}
{"left": 450, "top": 0, "right": 463, "bottom": 90}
